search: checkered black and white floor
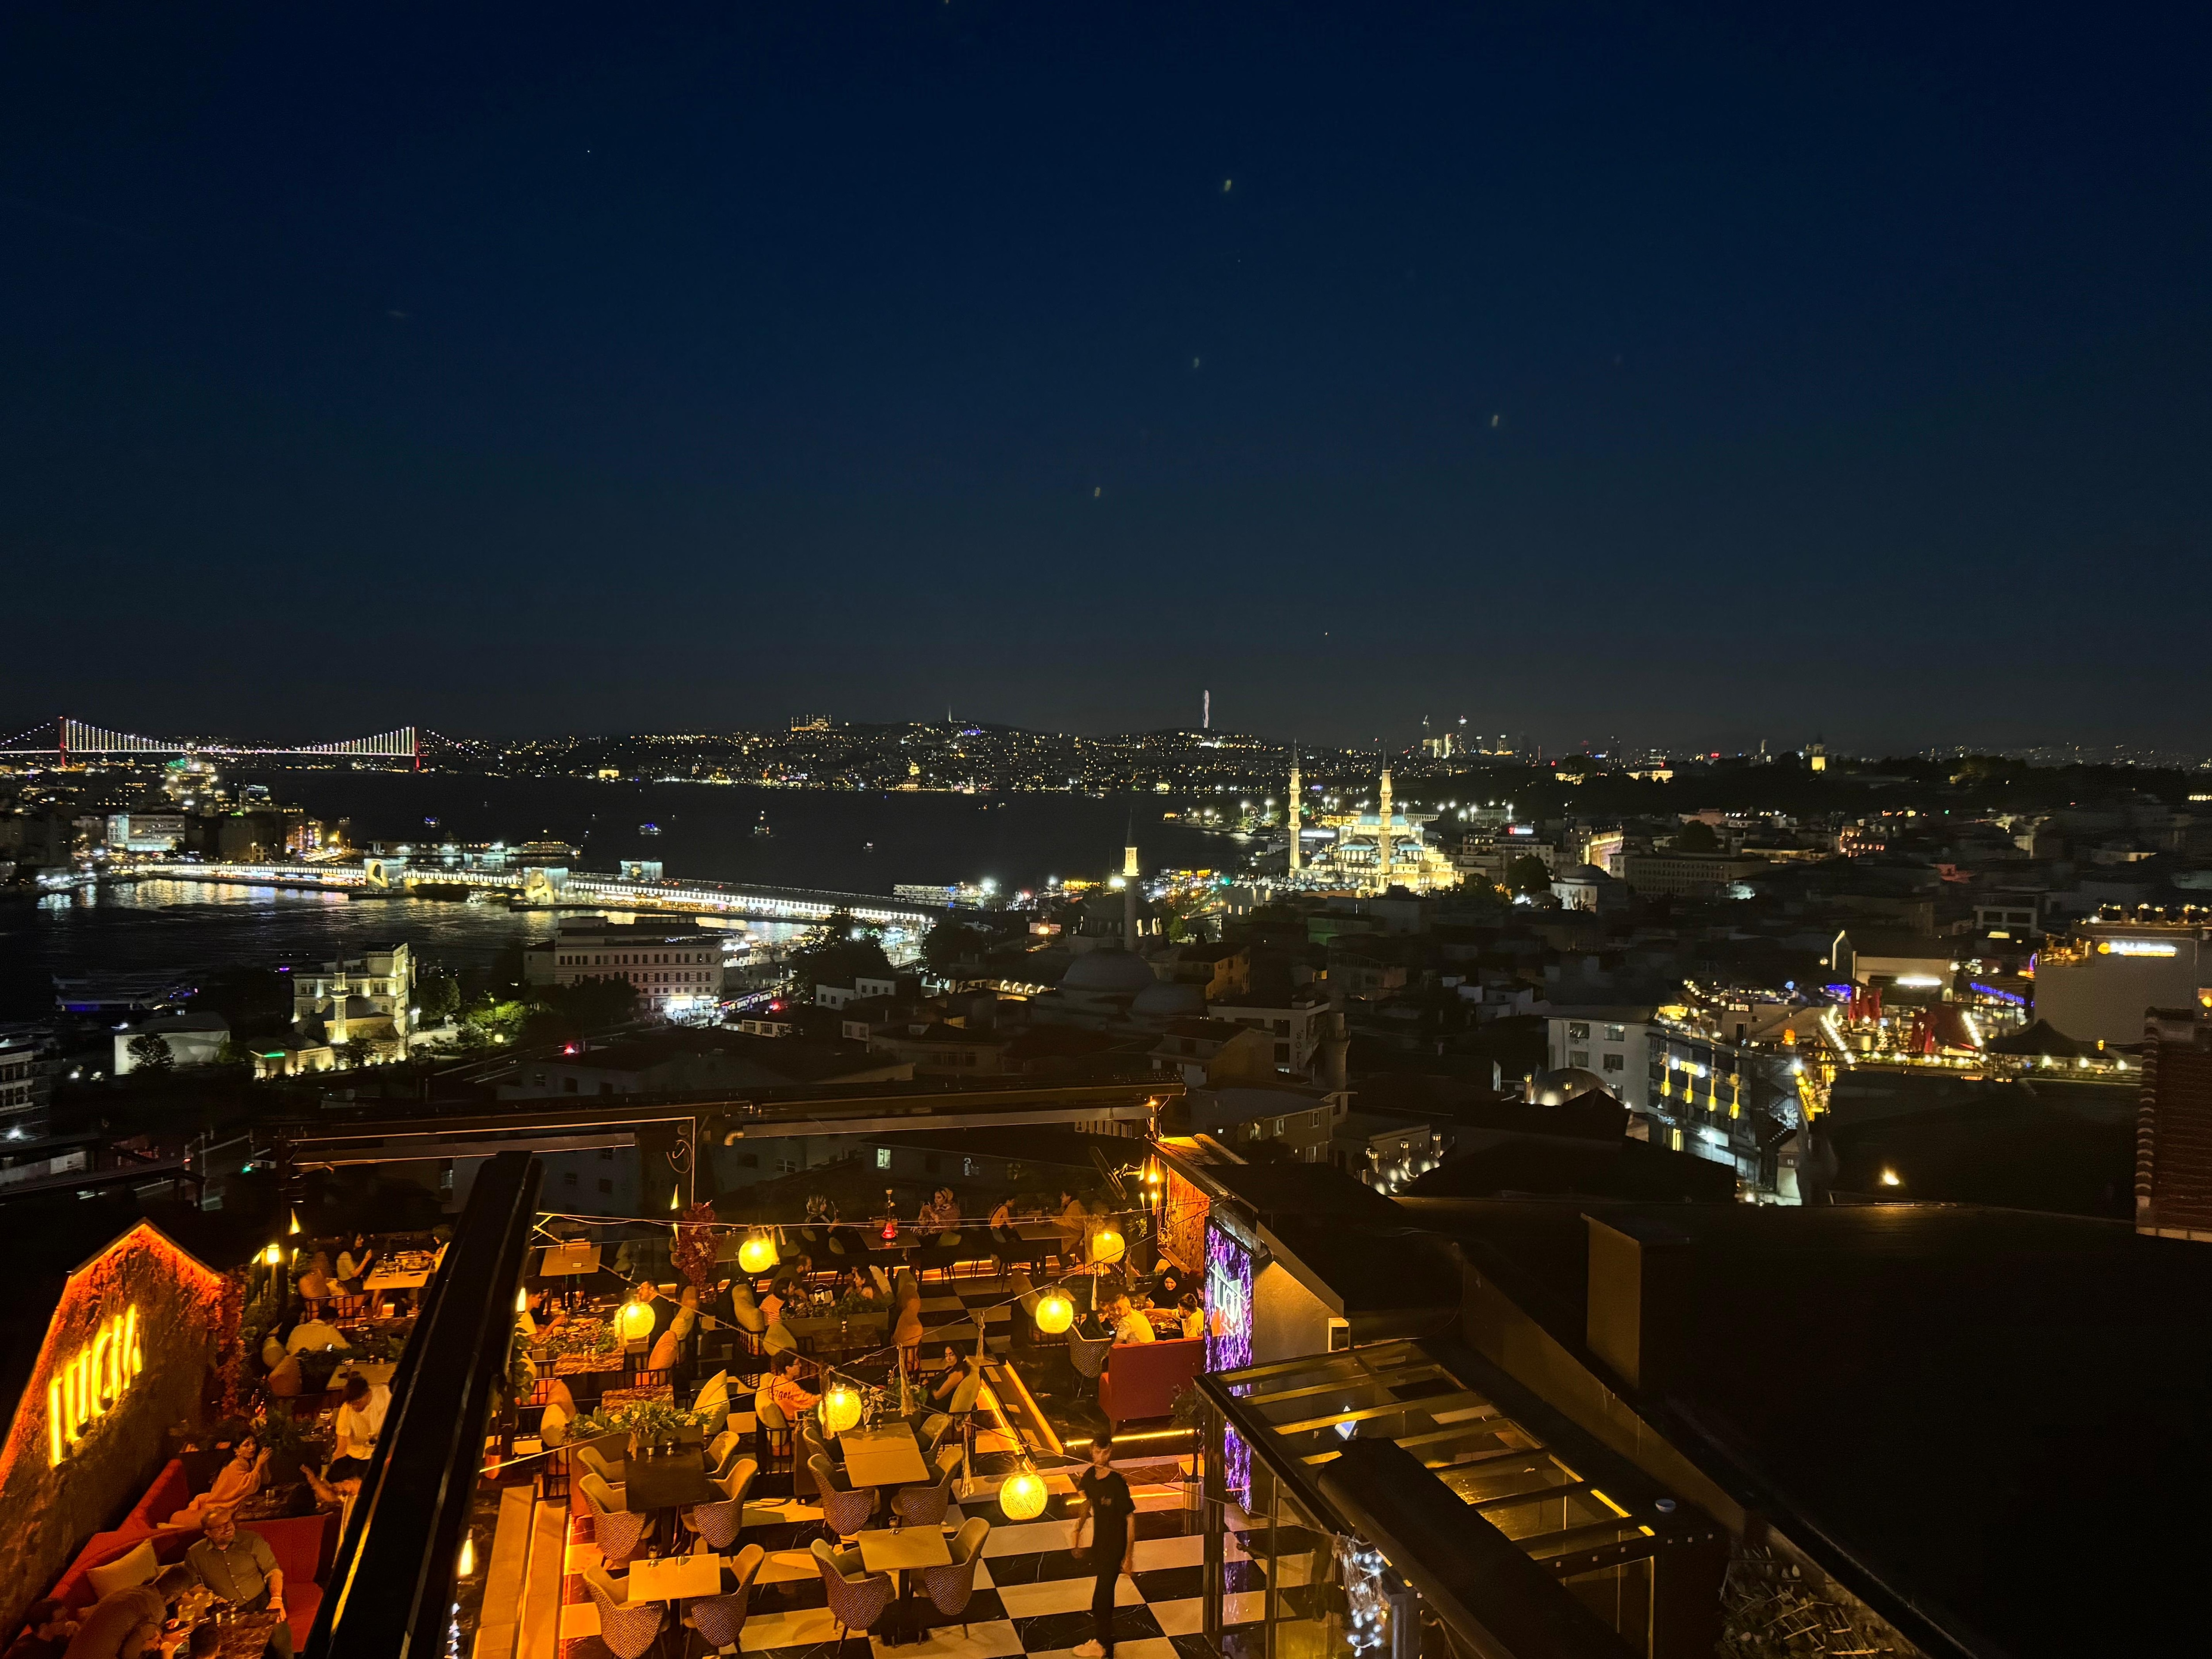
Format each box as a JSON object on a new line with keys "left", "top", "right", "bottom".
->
{"left": 555, "top": 1272, "right": 1215, "bottom": 1659}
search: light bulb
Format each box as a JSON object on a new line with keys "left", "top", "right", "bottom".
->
{"left": 1089, "top": 1227, "right": 1125, "bottom": 1266}
{"left": 819, "top": 1382, "right": 864, "bottom": 1435}
{"left": 998, "top": 1467, "right": 1048, "bottom": 1520}
{"left": 1034, "top": 1287, "right": 1075, "bottom": 1335}
{"left": 737, "top": 1231, "right": 778, "bottom": 1274}
{"left": 618, "top": 1298, "right": 656, "bottom": 1342}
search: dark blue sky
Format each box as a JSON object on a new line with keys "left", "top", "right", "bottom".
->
{"left": 2, "top": 2, "right": 2206, "bottom": 753}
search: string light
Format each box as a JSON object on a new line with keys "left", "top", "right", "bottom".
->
{"left": 819, "top": 1380, "right": 864, "bottom": 1434}
{"left": 1034, "top": 1287, "right": 1075, "bottom": 1335}
{"left": 737, "top": 1230, "right": 778, "bottom": 1274}
{"left": 998, "top": 1465, "right": 1048, "bottom": 1520}
{"left": 617, "top": 1295, "right": 656, "bottom": 1343}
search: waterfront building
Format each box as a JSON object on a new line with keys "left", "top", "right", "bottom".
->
{"left": 530, "top": 917, "right": 726, "bottom": 1017}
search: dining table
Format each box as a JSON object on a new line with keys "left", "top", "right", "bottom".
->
{"left": 625, "top": 1551, "right": 724, "bottom": 1602}
{"left": 622, "top": 1447, "right": 723, "bottom": 1548}
{"left": 838, "top": 1421, "right": 929, "bottom": 1489}
{"left": 857, "top": 1526, "right": 952, "bottom": 1646}
{"left": 160, "top": 1610, "right": 283, "bottom": 1659}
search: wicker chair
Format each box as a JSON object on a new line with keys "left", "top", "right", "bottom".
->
{"left": 1069, "top": 1330, "right": 1113, "bottom": 1400}
{"left": 685, "top": 1457, "right": 758, "bottom": 1552}
{"left": 811, "top": 1539, "right": 895, "bottom": 1642}
{"left": 584, "top": 1567, "right": 666, "bottom": 1659}
{"left": 580, "top": 1471, "right": 653, "bottom": 1566}
{"left": 808, "top": 1452, "right": 879, "bottom": 1544}
{"left": 892, "top": 1464, "right": 955, "bottom": 1529}
{"left": 918, "top": 1517, "right": 992, "bottom": 1637}
{"left": 686, "top": 1544, "right": 765, "bottom": 1655}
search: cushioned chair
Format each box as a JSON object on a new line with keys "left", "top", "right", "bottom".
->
{"left": 584, "top": 1566, "right": 665, "bottom": 1659}
{"left": 754, "top": 1390, "right": 793, "bottom": 1472}
{"left": 705, "top": 1428, "right": 741, "bottom": 1474}
{"left": 580, "top": 1472, "right": 653, "bottom": 1566}
{"left": 923, "top": 1370, "right": 985, "bottom": 1451}
{"left": 794, "top": 1421, "right": 834, "bottom": 1499}
{"left": 687, "top": 1543, "right": 765, "bottom": 1655}
{"left": 892, "top": 1465, "right": 955, "bottom": 1529}
{"left": 812, "top": 1539, "right": 895, "bottom": 1642}
{"left": 1098, "top": 1335, "right": 1209, "bottom": 1427}
{"left": 919, "top": 1517, "right": 992, "bottom": 1637}
{"left": 762, "top": 1320, "right": 799, "bottom": 1359}
{"left": 576, "top": 1443, "right": 626, "bottom": 1490}
{"left": 685, "top": 1457, "right": 758, "bottom": 1552}
{"left": 808, "top": 1453, "right": 879, "bottom": 1545}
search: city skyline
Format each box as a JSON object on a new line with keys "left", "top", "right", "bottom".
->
{"left": 3, "top": 4, "right": 2209, "bottom": 749}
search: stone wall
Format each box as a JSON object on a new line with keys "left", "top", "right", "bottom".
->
{"left": 0, "top": 1223, "right": 226, "bottom": 1631}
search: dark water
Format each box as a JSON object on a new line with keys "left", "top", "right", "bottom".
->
{"left": 239, "top": 773, "right": 1235, "bottom": 894}
{"left": 0, "top": 879, "right": 546, "bottom": 1018}
{"left": 0, "top": 779, "right": 1247, "bottom": 1020}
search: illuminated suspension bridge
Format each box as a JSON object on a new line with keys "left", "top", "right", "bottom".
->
{"left": 0, "top": 717, "right": 423, "bottom": 766}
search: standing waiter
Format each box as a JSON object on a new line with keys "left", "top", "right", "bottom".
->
{"left": 1070, "top": 1433, "right": 1136, "bottom": 1659}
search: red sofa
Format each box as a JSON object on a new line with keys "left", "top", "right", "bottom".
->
{"left": 1097, "top": 1337, "right": 1207, "bottom": 1427}
{"left": 46, "top": 1460, "right": 336, "bottom": 1651}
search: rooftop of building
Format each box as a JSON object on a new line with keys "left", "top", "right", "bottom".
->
{"left": 1395, "top": 1194, "right": 2212, "bottom": 1656}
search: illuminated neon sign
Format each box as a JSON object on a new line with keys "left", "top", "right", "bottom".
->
{"left": 2098, "top": 940, "right": 2179, "bottom": 958}
{"left": 48, "top": 1306, "right": 143, "bottom": 1464}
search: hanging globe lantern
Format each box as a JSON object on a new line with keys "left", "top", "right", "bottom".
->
{"left": 1090, "top": 1225, "right": 1125, "bottom": 1266}
{"left": 819, "top": 1381, "right": 864, "bottom": 1435}
{"left": 998, "top": 1467, "right": 1048, "bottom": 1521}
{"left": 617, "top": 1296, "right": 656, "bottom": 1343}
{"left": 1034, "top": 1286, "right": 1075, "bottom": 1335}
{"left": 737, "top": 1230, "right": 779, "bottom": 1275}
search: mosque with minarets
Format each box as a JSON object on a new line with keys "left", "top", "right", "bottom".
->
{"left": 1283, "top": 754, "right": 1460, "bottom": 894}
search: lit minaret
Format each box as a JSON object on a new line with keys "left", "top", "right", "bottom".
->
{"left": 1123, "top": 838, "right": 1141, "bottom": 950}
{"left": 1375, "top": 765, "right": 1394, "bottom": 894}
{"left": 1286, "top": 748, "right": 1302, "bottom": 874}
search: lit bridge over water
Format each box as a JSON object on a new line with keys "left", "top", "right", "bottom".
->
{"left": 112, "top": 859, "right": 939, "bottom": 928}
{"left": 0, "top": 717, "right": 428, "bottom": 765}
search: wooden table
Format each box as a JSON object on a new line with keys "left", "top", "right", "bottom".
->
{"left": 540, "top": 1241, "right": 603, "bottom": 1276}
{"left": 363, "top": 1270, "right": 430, "bottom": 1292}
{"left": 857, "top": 1526, "right": 952, "bottom": 1645}
{"left": 625, "top": 1552, "right": 723, "bottom": 1602}
{"left": 623, "top": 1450, "right": 721, "bottom": 1515}
{"left": 840, "top": 1422, "right": 929, "bottom": 1488}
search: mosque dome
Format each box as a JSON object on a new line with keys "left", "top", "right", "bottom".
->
{"left": 1131, "top": 980, "right": 1206, "bottom": 1018}
{"left": 1529, "top": 1067, "right": 1611, "bottom": 1106}
{"left": 1061, "top": 950, "right": 1158, "bottom": 994}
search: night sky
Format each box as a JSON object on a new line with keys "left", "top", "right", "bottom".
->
{"left": 2, "top": 3, "right": 2206, "bottom": 753}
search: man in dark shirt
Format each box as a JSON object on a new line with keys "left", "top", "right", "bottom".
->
{"left": 1071, "top": 1433, "right": 1136, "bottom": 1659}
{"left": 4, "top": 1601, "right": 74, "bottom": 1659}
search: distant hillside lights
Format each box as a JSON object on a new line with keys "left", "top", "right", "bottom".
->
{"left": 47, "top": 1305, "right": 144, "bottom": 1464}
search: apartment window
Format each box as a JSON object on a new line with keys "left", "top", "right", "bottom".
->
{"left": 1567, "top": 1021, "right": 1590, "bottom": 1040}
{"left": 597, "top": 1177, "right": 614, "bottom": 1194}
{"left": 1605, "top": 1024, "right": 1626, "bottom": 1041}
{"left": 1569, "top": 1049, "right": 1590, "bottom": 1069}
{"left": 598, "top": 1148, "right": 614, "bottom": 1161}
{"left": 1602, "top": 1052, "right": 1625, "bottom": 1072}
{"left": 561, "top": 1170, "right": 578, "bottom": 1187}
{"left": 562, "top": 1077, "right": 578, "bottom": 1094}
{"left": 876, "top": 1147, "right": 892, "bottom": 1170}
{"left": 738, "top": 1152, "right": 759, "bottom": 1168}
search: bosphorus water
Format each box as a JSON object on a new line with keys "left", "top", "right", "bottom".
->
{"left": 1, "top": 776, "right": 1246, "bottom": 1019}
